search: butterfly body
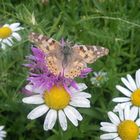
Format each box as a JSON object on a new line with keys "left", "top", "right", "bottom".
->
{"left": 29, "top": 32, "right": 109, "bottom": 79}
{"left": 61, "top": 46, "right": 73, "bottom": 68}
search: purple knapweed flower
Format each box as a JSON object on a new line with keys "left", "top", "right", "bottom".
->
{"left": 24, "top": 43, "right": 92, "bottom": 94}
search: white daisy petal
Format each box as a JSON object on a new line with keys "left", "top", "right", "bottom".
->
{"left": 71, "top": 96, "right": 90, "bottom": 102}
{"left": 112, "top": 97, "right": 130, "bottom": 102}
{"left": 114, "top": 137, "right": 121, "bottom": 140}
{"left": 66, "top": 106, "right": 83, "bottom": 121}
{"left": 76, "top": 83, "right": 87, "bottom": 90}
{"left": 139, "top": 108, "right": 140, "bottom": 117}
{"left": 0, "top": 133, "right": 6, "bottom": 138}
{"left": 0, "top": 125, "right": 7, "bottom": 140}
{"left": 108, "top": 112, "right": 120, "bottom": 125}
{"left": 1, "top": 43, "right": 6, "bottom": 49}
{"left": 3, "top": 24, "right": 9, "bottom": 27}
{"left": 58, "top": 110, "right": 67, "bottom": 131}
{"left": 72, "top": 92, "right": 91, "bottom": 98}
{"left": 0, "top": 126, "right": 4, "bottom": 131}
{"left": 0, "top": 134, "right": 5, "bottom": 138}
{"left": 3, "top": 39, "right": 12, "bottom": 46}
{"left": 100, "top": 126, "right": 117, "bottom": 132}
{"left": 25, "top": 84, "right": 34, "bottom": 91}
{"left": 9, "top": 23, "right": 20, "bottom": 30}
{"left": 124, "top": 104, "right": 130, "bottom": 120}
{"left": 116, "top": 105, "right": 124, "bottom": 121}
{"left": 127, "top": 74, "right": 137, "bottom": 91}
{"left": 0, "top": 131, "right": 6, "bottom": 135}
{"left": 119, "top": 112, "right": 124, "bottom": 122}
{"left": 0, "top": 126, "right": 6, "bottom": 139}
{"left": 121, "top": 77, "right": 134, "bottom": 92}
{"left": 136, "top": 69, "right": 140, "bottom": 88}
{"left": 113, "top": 103, "right": 125, "bottom": 112}
{"left": 100, "top": 133, "right": 118, "bottom": 139}
{"left": 12, "top": 32, "right": 21, "bottom": 41}
{"left": 125, "top": 101, "right": 132, "bottom": 107}
{"left": 13, "top": 27, "right": 24, "bottom": 31}
{"left": 100, "top": 122, "right": 116, "bottom": 127}
{"left": 93, "top": 72, "right": 98, "bottom": 76}
{"left": 44, "top": 109, "right": 57, "bottom": 130}
{"left": 22, "top": 95, "right": 44, "bottom": 104}
{"left": 69, "top": 83, "right": 87, "bottom": 93}
{"left": 136, "top": 118, "right": 140, "bottom": 126}
{"left": 113, "top": 102, "right": 132, "bottom": 113}
{"left": 27, "top": 104, "right": 49, "bottom": 120}
{"left": 25, "top": 84, "right": 44, "bottom": 94}
{"left": 64, "top": 106, "right": 78, "bottom": 126}
{"left": 116, "top": 85, "right": 131, "bottom": 97}
{"left": 130, "top": 106, "right": 138, "bottom": 121}
{"left": 70, "top": 98, "right": 90, "bottom": 108}
{"left": 8, "top": 37, "right": 13, "bottom": 43}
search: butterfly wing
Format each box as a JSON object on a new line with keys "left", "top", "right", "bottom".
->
{"left": 63, "top": 52, "right": 86, "bottom": 79}
{"left": 74, "top": 45, "right": 109, "bottom": 63}
{"left": 29, "top": 32, "right": 63, "bottom": 76}
{"left": 29, "top": 33, "right": 109, "bottom": 79}
{"left": 29, "top": 32, "right": 61, "bottom": 53}
{"left": 64, "top": 45, "right": 109, "bottom": 78}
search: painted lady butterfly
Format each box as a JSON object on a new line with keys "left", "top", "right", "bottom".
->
{"left": 29, "top": 32, "right": 109, "bottom": 79}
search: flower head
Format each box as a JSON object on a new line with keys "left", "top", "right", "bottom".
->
{"left": 90, "top": 71, "right": 108, "bottom": 87}
{"left": 0, "top": 23, "right": 23, "bottom": 49}
{"left": 22, "top": 83, "right": 91, "bottom": 131}
{"left": 25, "top": 47, "right": 91, "bottom": 93}
{"left": 0, "top": 126, "right": 6, "bottom": 140}
{"left": 113, "top": 69, "right": 140, "bottom": 117}
{"left": 100, "top": 105, "right": 140, "bottom": 140}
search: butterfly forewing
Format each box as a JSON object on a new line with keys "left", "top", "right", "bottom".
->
{"left": 29, "top": 32, "right": 60, "bottom": 53}
{"left": 29, "top": 32, "right": 63, "bottom": 76}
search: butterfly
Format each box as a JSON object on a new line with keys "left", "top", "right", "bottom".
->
{"left": 29, "top": 32, "right": 109, "bottom": 79}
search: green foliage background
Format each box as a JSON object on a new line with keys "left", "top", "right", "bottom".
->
{"left": 0, "top": 0, "right": 140, "bottom": 139}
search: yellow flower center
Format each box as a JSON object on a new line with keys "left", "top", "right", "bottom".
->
{"left": 44, "top": 86, "right": 70, "bottom": 110}
{"left": 0, "top": 26, "right": 12, "bottom": 39}
{"left": 96, "top": 76, "right": 103, "bottom": 81}
{"left": 131, "top": 89, "right": 140, "bottom": 107}
{"left": 118, "top": 120, "right": 139, "bottom": 140}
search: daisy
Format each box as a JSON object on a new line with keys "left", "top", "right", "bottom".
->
{"left": 0, "top": 22, "right": 23, "bottom": 49}
{"left": 22, "top": 83, "right": 91, "bottom": 131}
{"left": 112, "top": 69, "right": 140, "bottom": 116}
{"left": 0, "top": 126, "right": 6, "bottom": 140}
{"left": 90, "top": 71, "right": 108, "bottom": 86}
{"left": 100, "top": 105, "right": 140, "bottom": 140}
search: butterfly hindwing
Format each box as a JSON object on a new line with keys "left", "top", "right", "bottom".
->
{"left": 63, "top": 54, "right": 85, "bottom": 79}
{"left": 46, "top": 54, "right": 63, "bottom": 76}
